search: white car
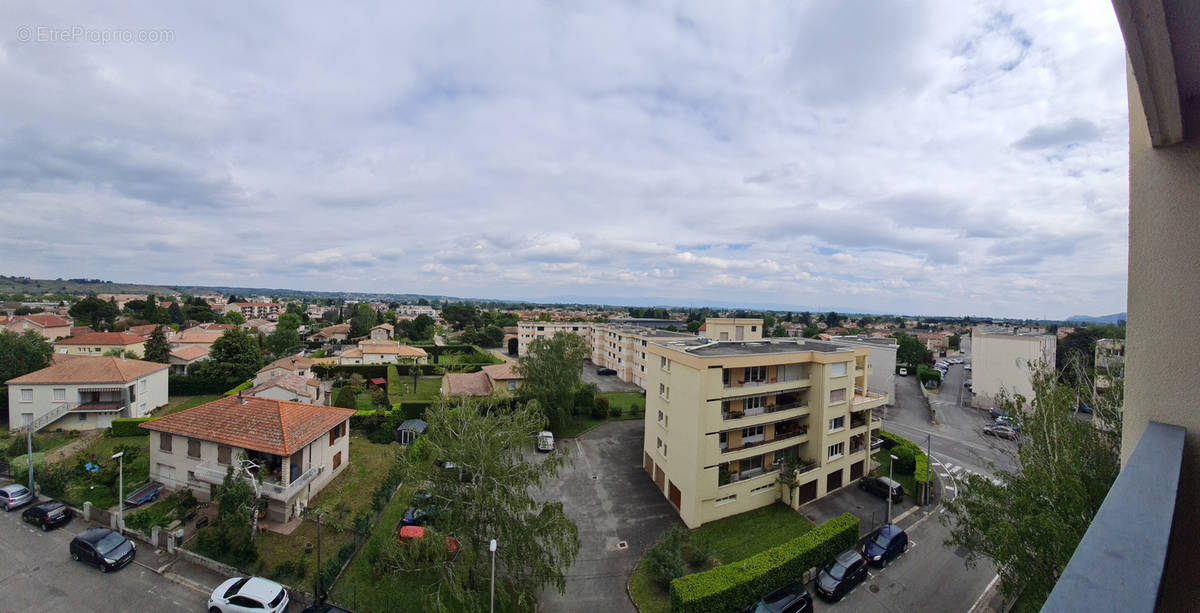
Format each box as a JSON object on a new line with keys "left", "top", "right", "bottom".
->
{"left": 208, "top": 576, "right": 289, "bottom": 613}
{"left": 898, "top": 367, "right": 908, "bottom": 376}
{"left": 536, "top": 431, "right": 555, "bottom": 452}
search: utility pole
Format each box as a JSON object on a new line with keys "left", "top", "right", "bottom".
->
{"left": 113, "top": 451, "right": 125, "bottom": 531}
{"left": 25, "top": 416, "right": 34, "bottom": 493}
{"left": 315, "top": 510, "right": 324, "bottom": 603}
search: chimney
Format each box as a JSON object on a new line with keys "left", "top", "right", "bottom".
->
{"left": 237, "top": 390, "right": 246, "bottom": 405}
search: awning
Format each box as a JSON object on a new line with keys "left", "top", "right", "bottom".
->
{"left": 370, "top": 378, "right": 386, "bottom": 385}
{"left": 77, "top": 387, "right": 124, "bottom": 393}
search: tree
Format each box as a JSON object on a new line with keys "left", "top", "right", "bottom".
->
{"left": 69, "top": 296, "right": 119, "bottom": 328}
{"left": 223, "top": 310, "right": 246, "bottom": 325}
{"left": 348, "top": 303, "right": 378, "bottom": 339}
{"left": 942, "top": 362, "right": 1120, "bottom": 610}
{"left": 167, "top": 301, "right": 185, "bottom": 325}
{"left": 948, "top": 334, "right": 961, "bottom": 350}
{"left": 334, "top": 386, "right": 356, "bottom": 409}
{"left": 824, "top": 311, "right": 842, "bottom": 328}
{"left": 801, "top": 325, "right": 820, "bottom": 338}
{"left": 102, "top": 348, "right": 139, "bottom": 359}
{"left": 197, "top": 463, "right": 259, "bottom": 567}
{"left": 515, "top": 332, "right": 590, "bottom": 431}
{"left": 198, "top": 328, "right": 264, "bottom": 387}
{"left": 399, "top": 314, "right": 436, "bottom": 342}
{"left": 686, "top": 321, "right": 701, "bottom": 334}
{"left": 771, "top": 324, "right": 788, "bottom": 337}
{"left": 0, "top": 330, "right": 53, "bottom": 384}
{"left": 276, "top": 312, "right": 302, "bottom": 331}
{"left": 143, "top": 326, "right": 171, "bottom": 363}
{"left": 265, "top": 325, "right": 302, "bottom": 357}
{"left": 379, "top": 399, "right": 580, "bottom": 612}
{"left": 894, "top": 332, "right": 931, "bottom": 367}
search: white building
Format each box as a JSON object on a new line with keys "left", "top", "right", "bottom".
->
{"left": 6, "top": 357, "right": 169, "bottom": 432}
{"left": 825, "top": 336, "right": 898, "bottom": 406}
{"left": 969, "top": 327, "right": 1057, "bottom": 410}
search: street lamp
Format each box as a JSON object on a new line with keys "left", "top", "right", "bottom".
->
{"left": 112, "top": 451, "right": 125, "bottom": 531}
{"left": 887, "top": 454, "right": 899, "bottom": 524}
{"left": 489, "top": 538, "right": 497, "bottom": 613}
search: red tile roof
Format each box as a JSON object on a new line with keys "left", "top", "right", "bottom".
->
{"left": 170, "top": 346, "right": 210, "bottom": 361}
{"left": 54, "top": 332, "right": 148, "bottom": 346}
{"left": 481, "top": 363, "right": 522, "bottom": 380}
{"left": 10, "top": 314, "right": 72, "bottom": 328}
{"left": 6, "top": 356, "right": 167, "bottom": 384}
{"left": 140, "top": 396, "right": 355, "bottom": 456}
{"left": 442, "top": 372, "right": 493, "bottom": 396}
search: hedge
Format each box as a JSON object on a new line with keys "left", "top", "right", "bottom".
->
{"left": 167, "top": 375, "right": 228, "bottom": 395}
{"left": 111, "top": 418, "right": 153, "bottom": 437}
{"left": 223, "top": 380, "right": 253, "bottom": 396}
{"left": 669, "top": 513, "right": 859, "bottom": 612}
{"left": 878, "top": 431, "right": 930, "bottom": 484}
{"left": 312, "top": 363, "right": 444, "bottom": 379}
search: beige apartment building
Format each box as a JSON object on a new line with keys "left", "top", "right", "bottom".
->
{"left": 53, "top": 332, "right": 149, "bottom": 358}
{"left": 516, "top": 321, "right": 594, "bottom": 356}
{"left": 589, "top": 324, "right": 695, "bottom": 388}
{"left": 969, "top": 327, "right": 1057, "bottom": 410}
{"left": 642, "top": 336, "right": 887, "bottom": 528}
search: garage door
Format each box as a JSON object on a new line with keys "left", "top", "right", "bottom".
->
{"left": 668, "top": 482, "right": 682, "bottom": 510}
{"left": 850, "top": 460, "right": 864, "bottom": 481}
{"left": 644, "top": 452, "right": 653, "bottom": 474}
{"left": 826, "top": 469, "right": 843, "bottom": 492}
{"left": 797, "top": 480, "right": 818, "bottom": 504}
{"left": 654, "top": 465, "right": 666, "bottom": 491}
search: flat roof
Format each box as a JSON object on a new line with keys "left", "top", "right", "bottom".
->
{"left": 662, "top": 339, "right": 853, "bottom": 357}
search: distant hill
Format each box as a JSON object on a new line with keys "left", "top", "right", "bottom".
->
{"left": 1065, "top": 312, "right": 1127, "bottom": 324}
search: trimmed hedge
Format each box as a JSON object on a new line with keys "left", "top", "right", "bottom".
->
{"left": 111, "top": 418, "right": 153, "bottom": 437}
{"left": 313, "top": 363, "right": 443, "bottom": 379}
{"left": 223, "top": 380, "right": 253, "bottom": 396}
{"left": 669, "top": 513, "right": 859, "bottom": 612}
{"left": 167, "top": 375, "right": 228, "bottom": 395}
{"left": 878, "top": 431, "right": 930, "bottom": 484}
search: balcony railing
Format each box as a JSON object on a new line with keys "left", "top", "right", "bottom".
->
{"left": 719, "top": 464, "right": 781, "bottom": 486}
{"left": 1042, "top": 421, "right": 1185, "bottom": 613}
{"left": 194, "top": 463, "right": 323, "bottom": 502}
{"left": 721, "top": 427, "right": 808, "bottom": 454}
{"left": 721, "top": 402, "right": 807, "bottom": 421}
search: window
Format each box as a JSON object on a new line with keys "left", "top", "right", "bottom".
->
{"left": 829, "top": 416, "right": 845, "bottom": 432}
{"left": 751, "top": 483, "right": 774, "bottom": 495}
{"left": 723, "top": 369, "right": 731, "bottom": 386}
{"left": 657, "top": 410, "right": 664, "bottom": 424}
{"left": 77, "top": 412, "right": 87, "bottom": 421}
{"left": 719, "top": 432, "right": 728, "bottom": 447}
{"left": 139, "top": 379, "right": 147, "bottom": 392}
{"left": 830, "top": 388, "right": 846, "bottom": 403}
{"left": 160, "top": 433, "right": 172, "bottom": 452}
{"left": 187, "top": 438, "right": 201, "bottom": 459}
{"left": 746, "top": 366, "right": 767, "bottom": 382}
{"left": 333, "top": 451, "right": 342, "bottom": 469}
{"left": 19, "top": 389, "right": 32, "bottom": 402}
{"left": 53, "top": 388, "right": 65, "bottom": 401}
{"left": 187, "top": 471, "right": 197, "bottom": 482}
{"left": 657, "top": 437, "right": 665, "bottom": 456}
{"left": 741, "top": 425, "right": 764, "bottom": 440}
{"left": 329, "top": 422, "right": 345, "bottom": 445}
{"left": 507, "top": 381, "right": 517, "bottom": 391}
{"left": 218, "top": 445, "right": 232, "bottom": 465}
{"left": 716, "top": 494, "right": 737, "bottom": 505}
{"left": 831, "top": 362, "right": 848, "bottom": 377}
{"left": 745, "top": 396, "right": 766, "bottom": 410}
{"left": 660, "top": 356, "right": 669, "bottom": 370}
{"left": 663, "top": 443, "right": 668, "bottom": 456}
{"left": 659, "top": 383, "right": 669, "bottom": 399}
{"left": 828, "top": 442, "right": 845, "bottom": 460}
{"left": 744, "top": 455, "right": 763, "bottom": 471}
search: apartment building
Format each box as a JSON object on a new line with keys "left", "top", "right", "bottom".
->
{"left": 825, "top": 336, "right": 898, "bottom": 406}
{"left": 7, "top": 356, "right": 168, "bottom": 432}
{"left": 590, "top": 324, "right": 695, "bottom": 388}
{"left": 219, "top": 302, "right": 283, "bottom": 321}
{"left": 516, "top": 321, "right": 594, "bottom": 356}
{"left": 642, "top": 337, "right": 887, "bottom": 528}
{"left": 395, "top": 304, "right": 438, "bottom": 317}
{"left": 969, "top": 327, "right": 1057, "bottom": 410}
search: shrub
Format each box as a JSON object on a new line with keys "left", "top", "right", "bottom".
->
{"left": 890, "top": 444, "right": 916, "bottom": 474}
{"left": 167, "top": 375, "right": 227, "bottom": 395}
{"left": 610, "top": 405, "right": 624, "bottom": 418}
{"left": 592, "top": 396, "right": 611, "bottom": 420}
{"left": 36, "top": 461, "right": 72, "bottom": 498}
{"left": 334, "top": 387, "right": 357, "bottom": 409}
{"left": 573, "top": 385, "right": 596, "bottom": 416}
{"left": 223, "top": 380, "right": 254, "bottom": 396}
{"left": 110, "top": 417, "right": 153, "bottom": 437}
{"left": 669, "top": 513, "right": 859, "bottom": 612}
{"left": 646, "top": 526, "right": 688, "bottom": 589}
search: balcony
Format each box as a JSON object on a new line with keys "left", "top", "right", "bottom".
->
{"left": 1042, "top": 422, "right": 1184, "bottom": 613}
{"left": 193, "top": 462, "right": 322, "bottom": 502}
{"left": 721, "top": 425, "right": 808, "bottom": 455}
{"left": 850, "top": 387, "right": 887, "bottom": 411}
{"left": 721, "top": 402, "right": 808, "bottom": 421}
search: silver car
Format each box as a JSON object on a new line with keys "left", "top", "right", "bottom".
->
{"left": 1, "top": 484, "right": 34, "bottom": 511}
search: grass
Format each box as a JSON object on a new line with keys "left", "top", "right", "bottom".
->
{"left": 599, "top": 392, "right": 645, "bottom": 414}
{"left": 255, "top": 437, "right": 397, "bottom": 586}
{"left": 388, "top": 377, "right": 441, "bottom": 402}
{"left": 59, "top": 435, "right": 152, "bottom": 511}
{"left": 629, "top": 504, "right": 814, "bottom": 613}
{"left": 156, "top": 394, "right": 222, "bottom": 416}
{"left": 557, "top": 408, "right": 644, "bottom": 438}
{"left": 329, "top": 481, "right": 429, "bottom": 612}
{"left": 872, "top": 449, "right": 918, "bottom": 499}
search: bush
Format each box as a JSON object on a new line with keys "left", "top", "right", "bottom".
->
{"left": 167, "top": 375, "right": 227, "bottom": 395}
{"left": 574, "top": 385, "right": 596, "bottom": 416}
{"left": 592, "top": 396, "right": 611, "bottom": 420}
{"left": 334, "top": 387, "right": 357, "bottom": 409}
{"left": 877, "top": 431, "right": 928, "bottom": 483}
{"left": 36, "top": 461, "right": 72, "bottom": 498}
{"left": 610, "top": 405, "right": 624, "bottom": 418}
{"left": 646, "top": 526, "right": 688, "bottom": 589}
{"left": 269, "top": 557, "right": 308, "bottom": 582}
{"left": 110, "top": 418, "right": 153, "bottom": 437}
{"left": 669, "top": 513, "right": 859, "bottom": 612}
{"left": 223, "top": 380, "right": 254, "bottom": 396}
{"left": 891, "top": 444, "right": 916, "bottom": 474}
{"left": 195, "top": 522, "right": 258, "bottom": 568}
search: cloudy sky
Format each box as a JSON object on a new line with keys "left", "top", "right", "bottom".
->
{"left": 1, "top": 1, "right": 1129, "bottom": 318}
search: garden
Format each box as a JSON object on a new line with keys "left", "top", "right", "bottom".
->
{"left": 557, "top": 391, "right": 646, "bottom": 438}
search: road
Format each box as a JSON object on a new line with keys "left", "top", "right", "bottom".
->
{"left": 0, "top": 505, "right": 211, "bottom": 613}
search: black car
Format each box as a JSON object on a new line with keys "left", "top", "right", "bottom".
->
{"left": 859, "top": 475, "right": 904, "bottom": 503}
{"left": 597, "top": 368, "right": 617, "bottom": 376}
{"left": 401, "top": 506, "right": 442, "bottom": 527}
{"left": 815, "top": 549, "right": 868, "bottom": 601}
{"left": 70, "top": 527, "right": 135, "bottom": 572}
{"left": 863, "top": 523, "right": 909, "bottom": 567}
{"left": 22, "top": 500, "right": 72, "bottom": 531}
{"left": 742, "top": 582, "right": 813, "bottom": 613}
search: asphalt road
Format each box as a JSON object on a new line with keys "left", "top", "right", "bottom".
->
{"left": 0, "top": 503, "right": 210, "bottom": 613}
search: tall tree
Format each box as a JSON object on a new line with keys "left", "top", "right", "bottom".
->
{"left": 348, "top": 303, "right": 378, "bottom": 338}
{"left": 198, "top": 328, "right": 264, "bottom": 386}
{"left": 222, "top": 310, "right": 246, "bottom": 325}
{"left": 265, "top": 325, "right": 302, "bottom": 357}
{"left": 0, "top": 330, "right": 53, "bottom": 383}
{"left": 276, "top": 312, "right": 302, "bottom": 331}
{"left": 893, "top": 332, "right": 931, "bottom": 366}
{"left": 515, "top": 332, "right": 590, "bottom": 431}
{"left": 942, "top": 362, "right": 1120, "bottom": 609}
{"left": 143, "top": 326, "right": 171, "bottom": 363}
{"left": 377, "top": 399, "right": 580, "bottom": 612}
{"left": 167, "top": 301, "right": 186, "bottom": 325}
{"left": 68, "top": 296, "right": 119, "bottom": 328}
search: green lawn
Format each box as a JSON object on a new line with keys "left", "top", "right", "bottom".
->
{"left": 157, "top": 394, "right": 222, "bottom": 416}
{"left": 388, "top": 376, "right": 441, "bottom": 402}
{"left": 58, "top": 435, "right": 152, "bottom": 510}
{"left": 599, "top": 392, "right": 645, "bottom": 414}
{"left": 629, "top": 504, "right": 813, "bottom": 613}
{"left": 329, "top": 481, "right": 428, "bottom": 612}
{"left": 557, "top": 409, "right": 643, "bottom": 438}
{"left": 256, "top": 438, "right": 398, "bottom": 585}
{"left": 872, "top": 449, "right": 918, "bottom": 499}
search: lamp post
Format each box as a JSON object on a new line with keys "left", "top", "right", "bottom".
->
{"left": 489, "top": 538, "right": 497, "bottom": 613}
{"left": 887, "top": 454, "right": 899, "bottom": 524}
{"left": 112, "top": 451, "right": 125, "bottom": 531}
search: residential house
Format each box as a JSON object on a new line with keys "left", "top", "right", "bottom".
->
{"left": 395, "top": 304, "right": 438, "bottom": 317}
{"left": 191, "top": 322, "right": 235, "bottom": 332}
{"left": 369, "top": 323, "right": 393, "bottom": 340}
{"left": 169, "top": 328, "right": 226, "bottom": 353}
{"left": 95, "top": 294, "right": 148, "bottom": 311}
{"left": 312, "top": 323, "right": 351, "bottom": 343}
{"left": 244, "top": 374, "right": 322, "bottom": 404}
{"left": 339, "top": 340, "right": 428, "bottom": 365}
{"left": 255, "top": 355, "right": 320, "bottom": 385}
{"left": 140, "top": 396, "right": 355, "bottom": 523}
{"left": 169, "top": 346, "right": 211, "bottom": 375}
{"left": 441, "top": 362, "right": 525, "bottom": 397}
{"left": 54, "top": 332, "right": 148, "bottom": 358}
{"left": 242, "top": 318, "right": 276, "bottom": 334}
{"left": 642, "top": 335, "right": 886, "bottom": 528}
{"left": 5, "top": 314, "right": 73, "bottom": 340}
{"left": 6, "top": 356, "right": 168, "bottom": 432}
{"left": 126, "top": 324, "right": 174, "bottom": 339}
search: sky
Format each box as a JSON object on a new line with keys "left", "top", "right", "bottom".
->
{"left": 0, "top": 1, "right": 1130, "bottom": 319}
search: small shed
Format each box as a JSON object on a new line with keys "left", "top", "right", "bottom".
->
{"left": 369, "top": 377, "right": 387, "bottom": 387}
{"left": 396, "top": 418, "right": 427, "bottom": 445}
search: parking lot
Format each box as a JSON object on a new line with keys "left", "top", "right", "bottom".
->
{"left": 580, "top": 360, "right": 642, "bottom": 393}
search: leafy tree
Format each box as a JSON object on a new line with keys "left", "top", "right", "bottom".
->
{"left": 223, "top": 310, "right": 246, "bottom": 325}
{"left": 801, "top": 325, "right": 820, "bottom": 338}
{"left": 69, "top": 296, "right": 119, "bottom": 328}
{"left": 894, "top": 332, "right": 932, "bottom": 367}
{"left": 398, "top": 314, "right": 436, "bottom": 342}
{"left": 770, "top": 324, "right": 788, "bottom": 337}
{"left": 442, "top": 304, "right": 482, "bottom": 331}
{"left": 198, "top": 328, "right": 264, "bottom": 387}
{"left": 824, "top": 311, "right": 842, "bottom": 328}
{"left": 102, "top": 348, "right": 139, "bottom": 359}
{"left": 378, "top": 399, "right": 580, "bottom": 612}
{"left": 948, "top": 334, "right": 961, "bottom": 350}
{"left": 515, "top": 332, "right": 590, "bottom": 431}
{"left": 334, "top": 386, "right": 356, "bottom": 409}
{"left": 348, "top": 303, "right": 378, "bottom": 338}
{"left": 285, "top": 302, "right": 310, "bottom": 323}
{"left": 167, "top": 301, "right": 186, "bottom": 325}
{"left": 942, "top": 362, "right": 1120, "bottom": 610}
{"left": 197, "top": 463, "right": 260, "bottom": 567}
{"left": 265, "top": 325, "right": 302, "bottom": 357}
{"left": 276, "top": 312, "right": 302, "bottom": 330}
{"left": 143, "top": 326, "right": 171, "bottom": 363}
{"left": 417, "top": 298, "right": 430, "bottom": 306}
{"left": 686, "top": 321, "right": 701, "bottom": 334}
{"left": 0, "top": 330, "right": 53, "bottom": 385}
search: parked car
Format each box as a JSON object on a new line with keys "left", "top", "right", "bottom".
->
{"left": 815, "top": 549, "right": 869, "bottom": 601}
{"left": 742, "top": 581, "right": 813, "bottom": 613}
{"left": 69, "top": 527, "right": 135, "bottom": 572}
{"left": 21, "top": 499, "right": 72, "bottom": 531}
{"left": 0, "top": 484, "right": 34, "bottom": 511}
{"left": 988, "top": 408, "right": 1009, "bottom": 420}
{"left": 597, "top": 368, "right": 617, "bottom": 376}
{"left": 898, "top": 367, "right": 908, "bottom": 376}
{"left": 964, "top": 378, "right": 972, "bottom": 387}
{"left": 859, "top": 475, "right": 904, "bottom": 502}
{"left": 983, "top": 424, "right": 1019, "bottom": 440}
{"left": 1077, "top": 402, "right": 1093, "bottom": 414}
{"left": 208, "top": 576, "right": 289, "bottom": 613}
{"left": 964, "top": 364, "right": 972, "bottom": 371}
{"left": 536, "top": 431, "right": 555, "bottom": 452}
{"left": 993, "top": 416, "right": 1022, "bottom": 431}
{"left": 863, "top": 523, "right": 909, "bottom": 567}
{"left": 401, "top": 505, "right": 442, "bottom": 527}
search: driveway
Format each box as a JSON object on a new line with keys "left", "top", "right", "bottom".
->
{"left": 800, "top": 482, "right": 916, "bottom": 538}
{"left": 580, "top": 361, "right": 642, "bottom": 393}
{"left": 538, "top": 420, "right": 678, "bottom": 613}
